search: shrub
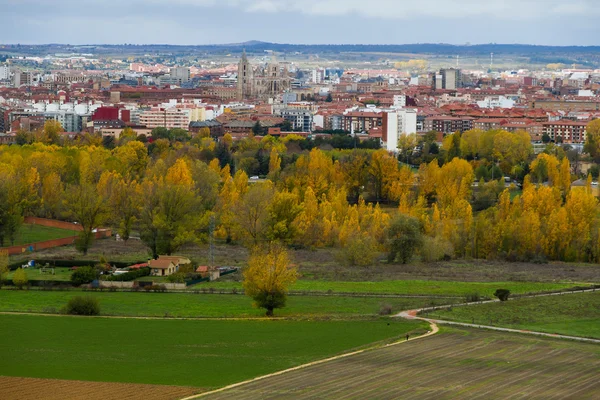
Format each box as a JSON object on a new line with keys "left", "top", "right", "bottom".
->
{"left": 420, "top": 236, "right": 454, "bottom": 262}
{"left": 71, "top": 266, "right": 97, "bottom": 286}
{"left": 379, "top": 303, "right": 393, "bottom": 315}
{"left": 465, "top": 293, "right": 481, "bottom": 303}
{"left": 167, "top": 272, "right": 186, "bottom": 283}
{"left": 64, "top": 296, "right": 100, "bottom": 315}
{"left": 337, "top": 233, "right": 379, "bottom": 267}
{"left": 144, "top": 284, "right": 167, "bottom": 293}
{"left": 494, "top": 289, "right": 511, "bottom": 302}
{"left": 12, "top": 268, "right": 28, "bottom": 289}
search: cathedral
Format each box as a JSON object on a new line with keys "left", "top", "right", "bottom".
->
{"left": 237, "top": 50, "right": 291, "bottom": 100}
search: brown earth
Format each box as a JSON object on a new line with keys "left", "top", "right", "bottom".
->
{"left": 201, "top": 328, "right": 600, "bottom": 400}
{"left": 0, "top": 376, "right": 203, "bottom": 400}
{"left": 11, "top": 238, "right": 600, "bottom": 283}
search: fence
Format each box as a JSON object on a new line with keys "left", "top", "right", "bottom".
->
{"left": 1, "top": 217, "right": 112, "bottom": 256}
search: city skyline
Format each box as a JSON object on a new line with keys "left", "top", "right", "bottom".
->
{"left": 1, "top": 0, "right": 599, "bottom": 46}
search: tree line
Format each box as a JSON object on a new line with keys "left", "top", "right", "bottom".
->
{"left": 1, "top": 120, "right": 600, "bottom": 266}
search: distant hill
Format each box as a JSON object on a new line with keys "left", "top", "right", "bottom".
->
{"left": 3, "top": 42, "right": 600, "bottom": 66}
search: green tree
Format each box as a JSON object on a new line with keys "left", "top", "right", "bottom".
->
{"left": 169, "top": 128, "right": 191, "bottom": 142}
{"left": 0, "top": 250, "right": 9, "bottom": 286}
{"left": 252, "top": 121, "right": 263, "bottom": 136}
{"left": 542, "top": 133, "right": 551, "bottom": 143}
{"left": 387, "top": 214, "right": 423, "bottom": 264}
{"left": 12, "top": 268, "right": 28, "bottom": 289}
{"left": 584, "top": 119, "right": 600, "bottom": 162}
{"left": 151, "top": 127, "right": 170, "bottom": 140}
{"left": 325, "top": 93, "right": 333, "bottom": 102}
{"left": 243, "top": 244, "right": 298, "bottom": 316}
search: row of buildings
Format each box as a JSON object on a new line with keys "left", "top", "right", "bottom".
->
{"left": 2, "top": 54, "right": 600, "bottom": 150}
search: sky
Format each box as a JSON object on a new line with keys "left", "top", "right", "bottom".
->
{"left": 1, "top": 0, "right": 599, "bottom": 46}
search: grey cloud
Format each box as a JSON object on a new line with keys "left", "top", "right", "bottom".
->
{"left": 0, "top": 0, "right": 598, "bottom": 45}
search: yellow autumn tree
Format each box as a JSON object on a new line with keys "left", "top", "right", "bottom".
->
{"left": 165, "top": 159, "right": 193, "bottom": 187}
{"left": 243, "top": 244, "right": 298, "bottom": 316}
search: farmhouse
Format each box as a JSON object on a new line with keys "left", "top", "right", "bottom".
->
{"left": 148, "top": 256, "right": 191, "bottom": 277}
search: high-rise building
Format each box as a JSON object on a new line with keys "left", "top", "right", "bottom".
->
{"left": 433, "top": 68, "right": 462, "bottom": 90}
{"left": 382, "top": 109, "right": 417, "bottom": 152}
{"left": 0, "top": 64, "right": 10, "bottom": 81}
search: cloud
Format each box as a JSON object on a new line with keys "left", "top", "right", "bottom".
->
{"left": 174, "top": 0, "right": 600, "bottom": 20}
{"left": 0, "top": 0, "right": 598, "bottom": 45}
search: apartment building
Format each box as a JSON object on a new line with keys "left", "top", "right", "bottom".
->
{"left": 139, "top": 107, "right": 190, "bottom": 130}
{"left": 542, "top": 121, "right": 588, "bottom": 144}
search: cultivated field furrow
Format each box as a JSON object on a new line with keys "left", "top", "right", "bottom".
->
{"left": 504, "top": 351, "right": 592, "bottom": 400}
{"left": 0, "top": 376, "right": 202, "bottom": 400}
{"left": 201, "top": 328, "right": 600, "bottom": 400}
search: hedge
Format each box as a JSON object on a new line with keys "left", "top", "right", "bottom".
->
{"left": 8, "top": 259, "right": 147, "bottom": 271}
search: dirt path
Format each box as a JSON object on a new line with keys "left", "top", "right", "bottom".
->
{"left": 395, "top": 288, "right": 600, "bottom": 344}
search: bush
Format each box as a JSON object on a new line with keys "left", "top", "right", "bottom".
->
{"left": 64, "top": 296, "right": 100, "bottom": 315}
{"left": 379, "top": 303, "right": 393, "bottom": 315}
{"left": 494, "top": 289, "right": 511, "bottom": 302}
{"left": 167, "top": 272, "right": 186, "bottom": 283}
{"left": 420, "top": 236, "right": 454, "bottom": 262}
{"left": 71, "top": 266, "right": 97, "bottom": 286}
{"left": 12, "top": 268, "right": 29, "bottom": 289}
{"left": 337, "top": 233, "right": 380, "bottom": 267}
{"left": 465, "top": 293, "right": 481, "bottom": 303}
{"left": 144, "top": 284, "right": 167, "bottom": 293}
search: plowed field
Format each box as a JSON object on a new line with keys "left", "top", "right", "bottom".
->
{"left": 202, "top": 328, "right": 600, "bottom": 399}
{"left": 0, "top": 376, "right": 202, "bottom": 400}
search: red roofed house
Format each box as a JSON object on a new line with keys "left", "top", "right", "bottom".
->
{"left": 148, "top": 256, "right": 191, "bottom": 277}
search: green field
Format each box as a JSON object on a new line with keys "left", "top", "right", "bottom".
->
{"left": 203, "top": 328, "right": 600, "bottom": 399}
{"left": 0, "top": 314, "right": 426, "bottom": 388}
{"left": 427, "top": 292, "right": 600, "bottom": 339}
{"left": 197, "top": 279, "right": 580, "bottom": 297}
{"left": 6, "top": 267, "right": 73, "bottom": 282}
{"left": 0, "top": 290, "right": 449, "bottom": 318}
{"left": 5, "top": 224, "right": 77, "bottom": 247}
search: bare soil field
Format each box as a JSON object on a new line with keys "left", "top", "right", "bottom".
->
{"left": 13, "top": 238, "right": 600, "bottom": 283}
{"left": 202, "top": 328, "right": 600, "bottom": 400}
{"left": 0, "top": 376, "right": 202, "bottom": 400}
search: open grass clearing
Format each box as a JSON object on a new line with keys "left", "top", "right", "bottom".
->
{"left": 202, "top": 327, "right": 600, "bottom": 399}
{"left": 0, "top": 314, "right": 426, "bottom": 388}
{"left": 3, "top": 224, "right": 77, "bottom": 247}
{"left": 426, "top": 291, "right": 600, "bottom": 339}
{"left": 0, "top": 376, "right": 200, "bottom": 400}
{"left": 0, "top": 290, "right": 449, "bottom": 318}
{"left": 196, "top": 279, "right": 581, "bottom": 297}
